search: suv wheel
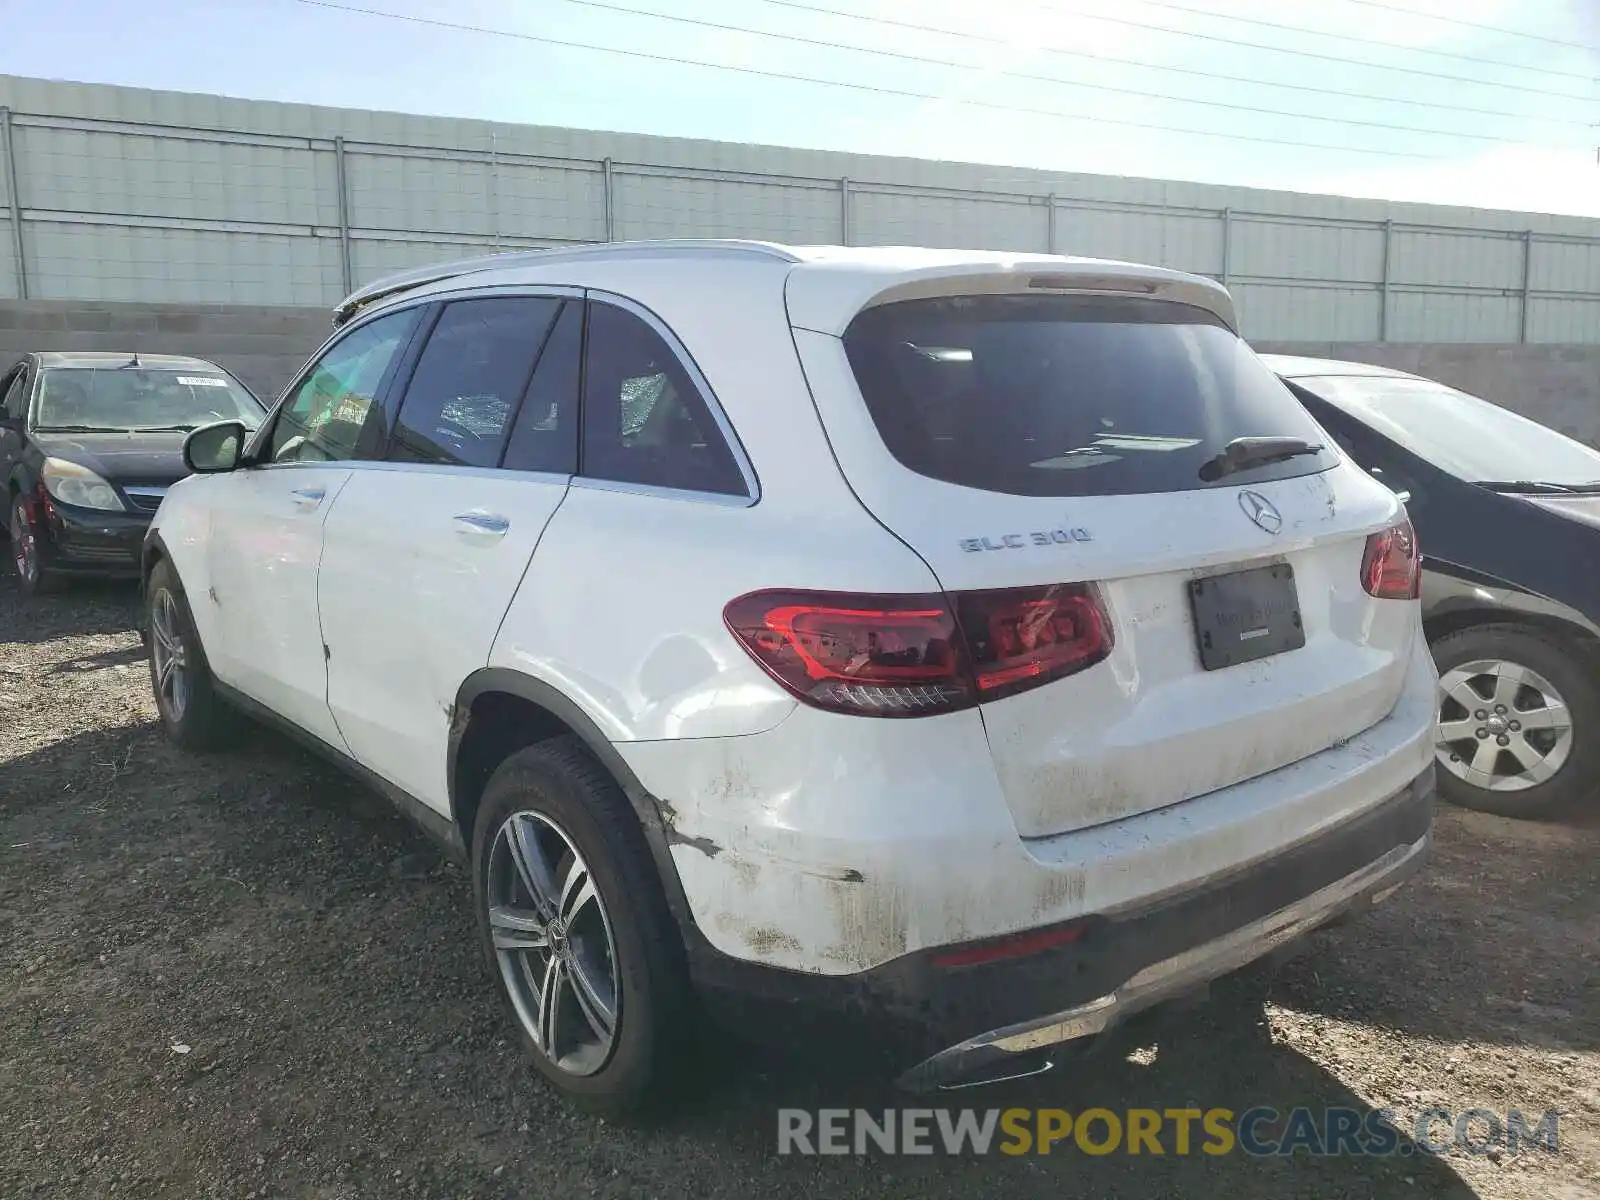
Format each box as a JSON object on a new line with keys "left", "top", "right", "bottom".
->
{"left": 9, "top": 492, "right": 60, "bottom": 596}
{"left": 146, "top": 558, "right": 238, "bottom": 750}
{"left": 471, "top": 738, "right": 690, "bottom": 1117}
{"left": 1432, "top": 623, "right": 1599, "bottom": 820}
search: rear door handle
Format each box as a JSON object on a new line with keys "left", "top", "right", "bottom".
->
{"left": 453, "top": 511, "right": 510, "bottom": 537}
{"left": 290, "top": 487, "right": 326, "bottom": 509}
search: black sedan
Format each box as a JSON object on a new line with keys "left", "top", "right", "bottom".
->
{"left": 1, "top": 352, "right": 266, "bottom": 595}
{"left": 1265, "top": 354, "right": 1600, "bottom": 820}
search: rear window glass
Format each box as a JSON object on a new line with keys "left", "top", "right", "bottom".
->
{"left": 842, "top": 294, "right": 1337, "bottom": 497}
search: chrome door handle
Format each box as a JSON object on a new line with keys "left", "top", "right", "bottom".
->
{"left": 290, "top": 486, "right": 326, "bottom": 509}
{"left": 453, "top": 512, "right": 510, "bottom": 537}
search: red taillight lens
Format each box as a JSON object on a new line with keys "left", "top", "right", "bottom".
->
{"left": 723, "top": 583, "right": 1113, "bottom": 717}
{"left": 930, "top": 919, "right": 1089, "bottom": 969}
{"left": 1361, "top": 520, "right": 1422, "bottom": 600}
{"left": 954, "top": 584, "right": 1113, "bottom": 703}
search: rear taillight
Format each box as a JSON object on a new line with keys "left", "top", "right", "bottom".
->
{"left": 1361, "top": 520, "right": 1421, "bottom": 600}
{"left": 722, "top": 583, "right": 1112, "bottom": 718}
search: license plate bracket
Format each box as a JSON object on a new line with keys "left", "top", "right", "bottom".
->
{"left": 1188, "top": 562, "right": 1305, "bottom": 671}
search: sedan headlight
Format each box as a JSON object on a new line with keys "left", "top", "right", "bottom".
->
{"left": 41, "top": 458, "right": 125, "bottom": 512}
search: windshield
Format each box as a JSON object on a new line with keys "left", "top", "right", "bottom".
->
{"left": 842, "top": 294, "right": 1337, "bottom": 497}
{"left": 1292, "top": 373, "right": 1600, "bottom": 488}
{"left": 34, "top": 367, "right": 265, "bottom": 433}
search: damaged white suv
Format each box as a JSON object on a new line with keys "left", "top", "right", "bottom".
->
{"left": 143, "top": 241, "right": 1436, "bottom": 1113}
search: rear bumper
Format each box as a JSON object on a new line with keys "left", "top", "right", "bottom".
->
{"left": 894, "top": 767, "right": 1432, "bottom": 1090}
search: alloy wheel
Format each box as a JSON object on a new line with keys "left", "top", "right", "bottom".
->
{"left": 149, "top": 589, "right": 191, "bottom": 723}
{"left": 10, "top": 503, "right": 37, "bottom": 584}
{"left": 1436, "top": 658, "right": 1574, "bottom": 793}
{"left": 487, "top": 810, "right": 620, "bottom": 1076}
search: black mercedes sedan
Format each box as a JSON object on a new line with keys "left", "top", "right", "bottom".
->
{"left": 1265, "top": 354, "right": 1600, "bottom": 821}
{"left": 1, "top": 352, "right": 266, "bottom": 595}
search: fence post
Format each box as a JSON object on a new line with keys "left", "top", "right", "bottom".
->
{"left": 1046, "top": 193, "right": 1057, "bottom": 253}
{"left": 1, "top": 107, "right": 28, "bottom": 300}
{"left": 333, "top": 136, "right": 353, "bottom": 295}
{"left": 602, "top": 158, "right": 615, "bottom": 241}
{"left": 1220, "top": 207, "right": 1232, "bottom": 289}
{"left": 840, "top": 177, "right": 851, "bottom": 245}
{"left": 1379, "top": 219, "right": 1393, "bottom": 342}
{"left": 1520, "top": 230, "right": 1534, "bottom": 343}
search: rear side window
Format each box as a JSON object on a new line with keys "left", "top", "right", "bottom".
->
{"left": 580, "top": 302, "right": 747, "bottom": 497}
{"left": 390, "top": 297, "right": 561, "bottom": 469}
{"left": 842, "top": 294, "right": 1337, "bottom": 497}
{"left": 501, "top": 300, "right": 581, "bottom": 474}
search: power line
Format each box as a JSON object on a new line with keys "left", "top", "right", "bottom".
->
{"left": 290, "top": 0, "right": 1457, "bottom": 159}
{"left": 1057, "top": 0, "right": 1598, "bottom": 82}
{"left": 1333, "top": 0, "right": 1599, "bottom": 53}
{"left": 1026, "top": 0, "right": 1595, "bottom": 99}
{"left": 525, "top": 0, "right": 1582, "bottom": 147}
{"left": 759, "top": 0, "right": 1591, "bottom": 128}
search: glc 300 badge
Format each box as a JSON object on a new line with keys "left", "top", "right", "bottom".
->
{"left": 959, "top": 528, "right": 1094, "bottom": 552}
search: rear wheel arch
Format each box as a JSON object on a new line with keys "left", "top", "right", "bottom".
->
{"left": 448, "top": 669, "right": 700, "bottom": 940}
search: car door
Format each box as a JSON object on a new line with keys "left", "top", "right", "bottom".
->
{"left": 317, "top": 292, "right": 579, "bottom": 815}
{"left": 203, "top": 306, "right": 424, "bottom": 749}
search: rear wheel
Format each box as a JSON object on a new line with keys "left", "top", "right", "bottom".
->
{"left": 1432, "top": 624, "right": 1599, "bottom": 820}
{"left": 8, "top": 491, "right": 61, "bottom": 596}
{"left": 471, "top": 737, "right": 692, "bottom": 1117}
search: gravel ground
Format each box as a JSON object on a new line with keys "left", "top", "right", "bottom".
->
{"left": 1, "top": 575, "right": 1597, "bottom": 1200}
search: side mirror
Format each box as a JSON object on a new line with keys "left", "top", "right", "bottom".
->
{"left": 184, "top": 420, "right": 248, "bottom": 474}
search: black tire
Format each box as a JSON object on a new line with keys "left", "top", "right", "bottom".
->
{"left": 145, "top": 557, "right": 239, "bottom": 751}
{"left": 471, "top": 737, "right": 693, "bottom": 1118}
{"left": 8, "top": 490, "right": 63, "bottom": 596}
{"left": 1431, "top": 623, "right": 1600, "bottom": 820}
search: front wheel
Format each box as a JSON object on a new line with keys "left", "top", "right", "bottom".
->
{"left": 1432, "top": 623, "right": 1599, "bottom": 820}
{"left": 8, "top": 491, "right": 61, "bottom": 596}
{"left": 146, "top": 558, "right": 238, "bottom": 750}
{"left": 471, "top": 737, "right": 692, "bottom": 1117}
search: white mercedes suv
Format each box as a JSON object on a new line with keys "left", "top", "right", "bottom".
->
{"left": 142, "top": 241, "right": 1436, "bottom": 1113}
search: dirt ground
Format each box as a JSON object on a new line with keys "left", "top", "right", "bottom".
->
{"left": 1, "top": 576, "right": 1597, "bottom": 1200}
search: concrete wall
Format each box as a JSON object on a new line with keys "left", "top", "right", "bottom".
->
{"left": 6, "top": 74, "right": 1600, "bottom": 345}
{"left": 4, "top": 299, "right": 1595, "bottom": 446}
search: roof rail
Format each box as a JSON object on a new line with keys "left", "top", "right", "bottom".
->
{"left": 331, "top": 239, "right": 802, "bottom": 326}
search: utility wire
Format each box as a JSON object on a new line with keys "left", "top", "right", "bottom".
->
{"left": 1048, "top": 0, "right": 1597, "bottom": 82}
{"left": 759, "top": 0, "right": 1591, "bottom": 128}
{"left": 1333, "top": 0, "right": 1599, "bottom": 54}
{"left": 1022, "top": 0, "right": 1595, "bottom": 98}
{"left": 290, "top": 0, "right": 1458, "bottom": 159}
{"left": 516, "top": 0, "right": 1581, "bottom": 146}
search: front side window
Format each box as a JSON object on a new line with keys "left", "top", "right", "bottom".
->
{"left": 580, "top": 302, "right": 746, "bottom": 496}
{"left": 1, "top": 368, "right": 26, "bottom": 421}
{"left": 842, "top": 294, "right": 1338, "bottom": 497}
{"left": 33, "top": 367, "right": 263, "bottom": 433}
{"left": 1293, "top": 374, "right": 1600, "bottom": 489}
{"left": 270, "top": 308, "right": 419, "bottom": 464}
{"left": 389, "top": 296, "right": 562, "bottom": 470}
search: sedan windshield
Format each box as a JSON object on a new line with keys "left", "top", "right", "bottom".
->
{"left": 1293, "top": 373, "right": 1600, "bottom": 489}
{"left": 34, "top": 367, "right": 264, "bottom": 433}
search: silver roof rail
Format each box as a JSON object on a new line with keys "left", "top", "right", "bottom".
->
{"left": 330, "top": 239, "right": 802, "bottom": 327}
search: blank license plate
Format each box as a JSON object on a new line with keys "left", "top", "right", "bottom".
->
{"left": 1188, "top": 563, "right": 1305, "bottom": 671}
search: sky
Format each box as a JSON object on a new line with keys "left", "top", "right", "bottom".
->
{"left": 1, "top": 0, "right": 1597, "bottom": 216}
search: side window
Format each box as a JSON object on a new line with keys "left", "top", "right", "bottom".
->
{"left": 2, "top": 368, "right": 27, "bottom": 420}
{"left": 580, "top": 302, "right": 746, "bottom": 496}
{"left": 389, "top": 296, "right": 561, "bottom": 469}
{"left": 270, "top": 308, "right": 419, "bottom": 464}
{"left": 501, "top": 300, "right": 581, "bottom": 474}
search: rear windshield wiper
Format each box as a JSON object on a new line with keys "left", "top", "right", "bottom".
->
{"left": 1476, "top": 480, "right": 1588, "bottom": 495}
{"left": 1199, "top": 436, "right": 1324, "bottom": 482}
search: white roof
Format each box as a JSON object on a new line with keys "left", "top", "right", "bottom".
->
{"left": 337, "top": 240, "right": 1238, "bottom": 334}
{"left": 1259, "top": 353, "right": 1418, "bottom": 381}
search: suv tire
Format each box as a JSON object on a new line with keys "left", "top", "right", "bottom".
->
{"left": 471, "top": 737, "right": 692, "bottom": 1118}
{"left": 146, "top": 558, "right": 239, "bottom": 750}
{"left": 1432, "top": 623, "right": 1599, "bottom": 820}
